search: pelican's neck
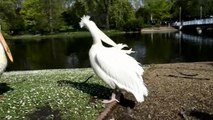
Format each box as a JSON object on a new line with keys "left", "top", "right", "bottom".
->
{"left": 87, "top": 25, "right": 102, "bottom": 45}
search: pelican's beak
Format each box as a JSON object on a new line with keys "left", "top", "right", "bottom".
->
{"left": 0, "top": 32, "right": 13, "bottom": 62}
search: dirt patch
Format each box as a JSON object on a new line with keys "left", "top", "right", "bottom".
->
{"left": 103, "top": 62, "right": 213, "bottom": 120}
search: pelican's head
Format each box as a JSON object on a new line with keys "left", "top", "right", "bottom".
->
{"left": 79, "top": 15, "right": 96, "bottom": 29}
{"left": 79, "top": 15, "right": 117, "bottom": 46}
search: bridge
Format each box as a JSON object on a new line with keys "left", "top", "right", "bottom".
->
{"left": 172, "top": 18, "right": 213, "bottom": 34}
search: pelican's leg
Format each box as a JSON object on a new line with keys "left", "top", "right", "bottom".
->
{"left": 102, "top": 90, "right": 120, "bottom": 104}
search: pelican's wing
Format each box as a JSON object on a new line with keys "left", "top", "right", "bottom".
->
{"left": 98, "top": 30, "right": 135, "bottom": 54}
{"left": 95, "top": 47, "right": 148, "bottom": 102}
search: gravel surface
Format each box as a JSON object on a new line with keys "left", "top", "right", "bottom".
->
{"left": 106, "top": 62, "right": 213, "bottom": 120}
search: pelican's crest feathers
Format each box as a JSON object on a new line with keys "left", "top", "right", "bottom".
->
{"left": 79, "top": 15, "right": 91, "bottom": 28}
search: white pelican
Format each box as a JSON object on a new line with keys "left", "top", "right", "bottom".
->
{"left": 79, "top": 15, "right": 148, "bottom": 103}
{"left": 0, "top": 32, "right": 13, "bottom": 73}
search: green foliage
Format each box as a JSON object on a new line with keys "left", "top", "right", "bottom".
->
{"left": 85, "top": 0, "right": 112, "bottom": 29}
{"left": 123, "top": 18, "right": 144, "bottom": 32}
{"left": 62, "top": 0, "right": 136, "bottom": 30}
{"left": 21, "top": 0, "right": 43, "bottom": 33}
{"left": 171, "top": 0, "right": 213, "bottom": 20}
{"left": 62, "top": 0, "right": 88, "bottom": 30}
{"left": 21, "top": 0, "right": 65, "bottom": 34}
{"left": 1, "top": 0, "right": 213, "bottom": 34}
{"left": 0, "top": 0, "right": 16, "bottom": 33}
{"left": 0, "top": 19, "right": 10, "bottom": 33}
{"left": 136, "top": 7, "right": 150, "bottom": 25}
{"left": 143, "top": 0, "right": 172, "bottom": 24}
{"left": 109, "top": 0, "right": 136, "bottom": 29}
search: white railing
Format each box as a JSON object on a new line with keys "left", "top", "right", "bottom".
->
{"left": 173, "top": 18, "right": 213, "bottom": 26}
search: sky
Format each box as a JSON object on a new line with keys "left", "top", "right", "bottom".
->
{"left": 130, "top": 0, "right": 144, "bottom": 10}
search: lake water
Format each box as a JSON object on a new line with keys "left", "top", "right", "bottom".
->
{"left": 7, "top": 31, "right": 213, "bottom": 71}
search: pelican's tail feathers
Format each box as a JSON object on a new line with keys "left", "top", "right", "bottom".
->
{"left": 133, "top": 83, "right": 148, "bottom": 102}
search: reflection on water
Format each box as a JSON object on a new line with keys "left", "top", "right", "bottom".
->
{"left": 174, "top": 32, "right": 213, "bottom": 62}
{"left": 175, "top": 32, "right": 213, "bottom": 45}
{"left": 7, "top": 32, "right": 213, "bottom": 71}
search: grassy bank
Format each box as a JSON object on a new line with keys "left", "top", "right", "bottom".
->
{"left": 6, "top": 30, "right": 123, "bottom": 40}
{"left": 0, "top": 68, "right": 109, "bottom": 119}
{"left": 6, "top": 27, "right": 178, "bottom": 40}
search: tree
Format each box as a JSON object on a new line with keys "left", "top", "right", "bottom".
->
{"left": 205, "top": 0, "right": 213, "bottom": 17}
{"left": 62, "top": 0, "right": 88, "bottom": 30}
{"left": 136, "top": 7, "right": 150, "bottom": 24}
{"left": 171, "top": 0, "right": 213, "bottom": 21}
{"left": 109, "top": 0, "right": 135, "bottom": 29}
{"left": 144, "top": 0, "right": 172, "bottom": 24}
{"left": 171, "top": 0, "right": 199, "bottom": 20}
{"left": 85, "top": 0, "right": 136, "bottom": 29}
{"left": 136, "top": 0, "right": 172, "bottom": 25}
{"left": 41, "top": 0, "right": 65, "bottom": 33}
{"left": 62, "top": 0, "right": 135, "bottom": 30}
{"left": 82, "top": 0, "right": 113, "bottom": 29}
{"left": 21, "top": 0, "right": 44, "bottom": 33}
{"left": 0, "top": 0, "right": 17, "bottom": 33}
{"left": 21, "top": 0, "right": 65, "bottom": 34}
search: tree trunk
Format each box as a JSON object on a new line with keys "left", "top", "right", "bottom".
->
{"left": 105, "top": 12, "right": 110, "bottom": 29}
{"left": 49, "top": 0, "right": 53, "bottom": 34}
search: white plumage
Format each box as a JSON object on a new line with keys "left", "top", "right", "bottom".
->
{"left": 80, "top": 15, "right": 148, "bottom": 102}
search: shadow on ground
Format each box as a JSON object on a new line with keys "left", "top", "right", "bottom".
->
{"left": 57, "top": 80, "right": 112, "bottom": 100}
{"left": 189, "top": 110, "right": 213, "bottom": 119}
{"left": 0, "top": 83, "right": 14, "bottom": 95}
{"left": 28, "top": 103, "right": 62, "bottom": 120}
{"left": 57, "top": 80, "right": 136, "bottom": 108}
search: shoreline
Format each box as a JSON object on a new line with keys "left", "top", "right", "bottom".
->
{"left": 6, "top": 27, "right": 178, "bottom": 40}
{"left": 141, "top": 26, "right": 178, "bottom": 33}
{"left": 5, "top": 30, "right": 122, "bottom": 40}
